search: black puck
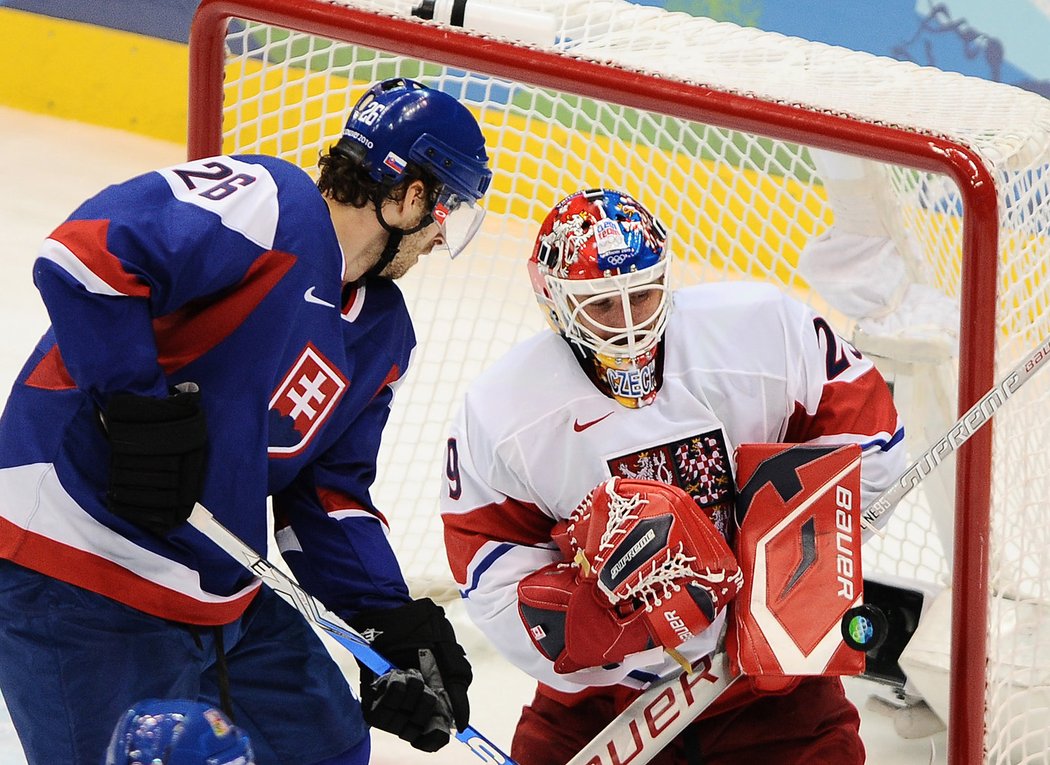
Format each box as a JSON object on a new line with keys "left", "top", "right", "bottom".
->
{"left": 841, "top": 604, "right": 888, "bottom": 652}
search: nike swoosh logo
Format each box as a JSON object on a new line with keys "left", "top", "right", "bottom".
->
{"left": 573, "top": 412, "right": 613, "bottom": 432}
{"left": 304, "top": 286, "right": 337, "bottom": 309}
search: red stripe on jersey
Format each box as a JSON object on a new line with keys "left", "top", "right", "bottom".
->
{"left": 342, "top": 282, "right": 365, "bottom": 321}
{"left": 0, "top": 517, "right": 258, "bottom": 626}
{"left": 152, "top": 249, "right": 297, "bottom": 374}
{"left": 24, "top": 345, "right": 76, "bottom": 390}
{"left": 316, "top": 486, "right": 391, "bottom": 529}
{"left": 444, "top": 498, "right": 556, "bottom": 584}
{"left": 785, "top": 367, "right": 898, "bottom": 442}
{"left": 272, "top": 488, "right": 390, "bottom": 533}
{"left": 373, "top": 364, "right": 402, "bottom": 400}
{"left": 49, "top": 220, "right": 151, "bottom": 297}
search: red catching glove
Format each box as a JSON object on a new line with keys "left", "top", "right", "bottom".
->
{"left": 518, "top": 562, "right": 654, "bottom": 674}
{"left": 519, "top": 477, "right": 743, "bottom": 673}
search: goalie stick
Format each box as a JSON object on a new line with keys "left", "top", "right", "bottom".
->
{"left": 564, "top": 649, "right": 738, "bottom": 765}
{"left": 861, "top": 333, "right": 1050, "bottom": 530}
{"left": 186, "top": 505, "right": 518, "bottom": 765}
{"left": 565, "top": 334, "right": 1050, "bottom": 765}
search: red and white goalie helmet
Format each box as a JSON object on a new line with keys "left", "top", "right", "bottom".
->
{"left": 528, "top": 189, "right": 672, "bottom": 408}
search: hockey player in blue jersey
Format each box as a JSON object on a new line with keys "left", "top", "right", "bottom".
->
{"left": 0, "top": 78, "right": 490, "bottom": 765}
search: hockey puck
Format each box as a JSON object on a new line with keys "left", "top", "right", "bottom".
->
{"left": 841, "top": 604, "right": 888, "bottom": 652}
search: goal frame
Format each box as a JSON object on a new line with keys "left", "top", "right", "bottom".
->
{"left": 186, "top": 1, "right": 999, "bottom": 761}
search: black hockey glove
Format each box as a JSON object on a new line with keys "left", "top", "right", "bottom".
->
{"left": 102, "top": 385, "right": 207, "bottom": 535}
{"left": 349, "top": 598, "right": 472, "bottom": 752}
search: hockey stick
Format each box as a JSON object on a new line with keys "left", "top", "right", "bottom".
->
{"left": 186, "top": 504, "right": 518, "bottom": 765}
{"left": 566, "top": 338, "right": 1050, "bottom": 764}
{"left": 564, "top": 650, "right": 739, "bottom": 765}
{"left": 861, "top": 333, "right": 1050, "bottom": 531}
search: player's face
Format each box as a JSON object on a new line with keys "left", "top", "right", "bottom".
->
{"left": 575, "top": 285, "right": 664, "bottom": 345}
{"left": 379, "top": 217, "right": 444, "bottom": 280}
{"left": 376, "top": 181, "right": 447, "bottom": 280}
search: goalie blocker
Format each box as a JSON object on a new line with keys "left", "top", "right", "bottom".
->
{"left": 518, "top": 445, "right": 878, "bottom": 683}
{"left": 731, "top": 443, "right": 880, "bottom": 679}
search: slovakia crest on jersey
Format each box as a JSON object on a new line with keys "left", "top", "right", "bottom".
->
{"left": 268, "top": 343, "right": 348, "bottom": 457}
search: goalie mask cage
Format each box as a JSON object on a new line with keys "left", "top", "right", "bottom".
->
{"left": 187, "top": 1, "right": 1050, "bottom": 762}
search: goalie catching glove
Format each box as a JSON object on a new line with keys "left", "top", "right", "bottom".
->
{"left": 348, "top": 598, "right": 472, "bottom": 752}
{"left": 518, "top": 477, "right": 743, "bottom": 674}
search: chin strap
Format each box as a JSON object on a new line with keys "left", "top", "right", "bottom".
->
{"left": 368, "top": 229, "right": 403, "bottom": 279}
{"left": 367, "top": 189, "right": 435, "bottom": 279}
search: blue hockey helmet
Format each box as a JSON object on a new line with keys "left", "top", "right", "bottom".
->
{"left": 335, "top": 78, "right": 492, "bottom": 258}
{"left": 105, "top": 699, "right": 254, "bottom": 765}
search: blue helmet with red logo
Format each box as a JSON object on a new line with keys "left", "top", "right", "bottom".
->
{"left": 337, "top": 77, "right": 491, "bottom": 201}
{"left": 105, "top": 699, "right": 254, "bottom": 765}
{"left": 335, "top": 78, "right": 492, "bottom": 258}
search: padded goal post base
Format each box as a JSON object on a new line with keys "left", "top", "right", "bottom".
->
{"left": 860, "top": 575, "right": 939, "bottom": 689}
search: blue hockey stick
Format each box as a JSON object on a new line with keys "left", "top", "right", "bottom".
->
{"left": 187, "top": 504, "right": 517, "bottom": 765}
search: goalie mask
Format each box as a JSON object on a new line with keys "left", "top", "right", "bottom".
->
{"left": 529, "top": 189, "right": 671, "bottom": 408}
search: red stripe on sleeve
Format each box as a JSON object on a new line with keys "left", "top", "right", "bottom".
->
{"left": 785, "top": 367, "right": 898, "bottom": 442}
{"left": 443, "top": 497, "right": 556, "bottom": 584}
{"left": 316, "top": 486, "right": 391, "bottom": 529}
{"left": 49, "top": 220, "right": 151, "bottom": 297}
{"left": 152, "top": 249, "right": 297, "bottom": 374}
{"left": 24, "top": 345, "right": 76, "bottom": 390}
{"left": 373, "top": 364, "right": 401, "bottom": 400}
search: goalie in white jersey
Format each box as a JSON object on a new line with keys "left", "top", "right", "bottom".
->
{"left": 440, "top": 188, "right": 905, "bottom": 764}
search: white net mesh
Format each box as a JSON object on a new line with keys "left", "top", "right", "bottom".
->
{"left": 191, "top": 1, "right": 1050, "bottom": 760}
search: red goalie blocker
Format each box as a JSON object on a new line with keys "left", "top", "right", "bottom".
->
{"left": 728, "top": 443, "right": 865, "bottom": 677}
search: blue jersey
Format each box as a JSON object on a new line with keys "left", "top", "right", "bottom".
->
{"left": 0, "top": 155, "right": 414, "bottom": 626}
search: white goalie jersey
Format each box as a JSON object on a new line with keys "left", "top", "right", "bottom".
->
{"left": 441, "top": 281, "right": 905, "bottom": 693}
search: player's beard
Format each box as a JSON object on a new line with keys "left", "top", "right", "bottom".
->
{"left": 379, "top": 225, "right": 439, "bottom": 280}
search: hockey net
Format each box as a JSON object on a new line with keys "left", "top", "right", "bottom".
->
{"left": 187, "top": 1, "right": 1050, "bottom": 762}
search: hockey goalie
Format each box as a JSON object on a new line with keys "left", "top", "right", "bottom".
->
{"left": 441, "top": 188, "right": 905, "bottom": 764}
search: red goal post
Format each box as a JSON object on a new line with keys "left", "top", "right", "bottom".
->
{"left": 186, "top": 2, "right": 1050, "bottom": 763}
